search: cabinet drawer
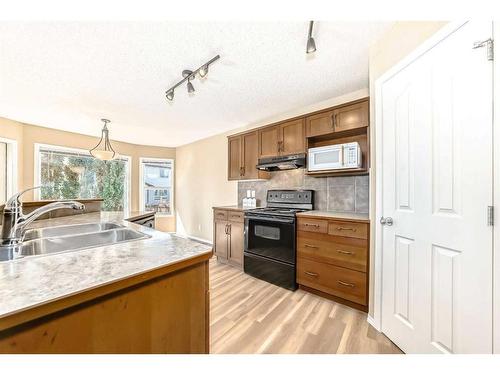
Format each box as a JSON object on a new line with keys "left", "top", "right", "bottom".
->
{"left": 297, "top": 231, "right": 367, "bottom": 272}
{"left": 297, "top": 257, "right": 367, "bottom": 305}
{"left": 297, "top": 218, "right": 328, "bottom": 233}
{"left": 227, "top": 211, "right": 244, "bottom": 223}
{"left": 214, "top": 209, "right": 228, "bottom": 221}
{"left": 328, "top": 220, "right": 368, "bottom": 239}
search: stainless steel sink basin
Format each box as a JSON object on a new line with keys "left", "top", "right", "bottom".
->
{"left": 0, "top": 228, "right": 150, "bottom": 262}
{"left": 23, "top": 222, "right": 124, "bottom": 241}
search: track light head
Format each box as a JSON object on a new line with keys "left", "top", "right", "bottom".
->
{"left": 166, "top": 90, "right": 174, "bottom": 101}
{"left": 187, "top": 81, "right": 195, "bottom": 94}
{"left": 306, "top": 21, "right": 317, "bottom": 54}
{"left": 306, "top": 37, "right": 316, "bottom": 54}
{"left": 199, "top": 64, "right": 209, "bottom": 78}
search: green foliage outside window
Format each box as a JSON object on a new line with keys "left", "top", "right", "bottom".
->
{"left": 39, "top": 149, "right": 127, "bottom": 211}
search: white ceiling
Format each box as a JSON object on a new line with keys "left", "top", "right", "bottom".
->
{"left": 0, "top": 21, "right": 391, "bottom": 147}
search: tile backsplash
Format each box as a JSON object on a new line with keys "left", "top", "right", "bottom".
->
{"left": 238, "top": 169, "right": 369, "bottom": 213}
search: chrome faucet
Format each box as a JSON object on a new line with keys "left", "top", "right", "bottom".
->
{"left": 0, "top": 187, "right": 85, "bottom": 247}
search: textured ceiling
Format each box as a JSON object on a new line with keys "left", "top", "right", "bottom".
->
{"left": 0, "top": 21, "right": 391, "bottom": 147}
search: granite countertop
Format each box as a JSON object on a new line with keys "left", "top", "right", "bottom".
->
{"left": 296, "top": 210, "right": 370, "bottom": 223}
{"left": 0, "top": 211, "right": 212, "bottom": 322}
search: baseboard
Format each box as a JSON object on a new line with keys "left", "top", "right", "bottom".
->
{"left": 367, "top": 314, "right": 380, "bottom": 331}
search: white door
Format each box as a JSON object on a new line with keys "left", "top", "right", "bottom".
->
{"left": 379, "top": 21, "right": 493, "bottom": 354}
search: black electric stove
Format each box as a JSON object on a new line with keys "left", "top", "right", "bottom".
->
{"left": 243, "top": 189, "right": 314, "bottom": 290}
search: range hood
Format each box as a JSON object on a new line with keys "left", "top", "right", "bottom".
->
{"left": 256, "top": 154, "right": 306, "bottom": 172}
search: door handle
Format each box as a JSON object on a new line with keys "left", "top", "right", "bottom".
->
{"left": 227, "top": 223, "right": 231, "bottom": 235}
{"left": 380, "top": 217, "right": 394, "bottom": 226}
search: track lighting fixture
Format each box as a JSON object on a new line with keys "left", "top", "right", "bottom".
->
{"left": 165, "top": 55, "right": 220, "bottom": 102}
{"left": 306, "top": 21, "right": 317, "bottom": 54}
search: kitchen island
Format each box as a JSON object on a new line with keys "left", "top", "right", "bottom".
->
{"left": 0, "top": 211, "right": 212, "bottom": 353}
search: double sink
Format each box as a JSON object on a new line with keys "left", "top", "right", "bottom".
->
{"left": 0, "top": 222, "right": 150, "bottom": 262}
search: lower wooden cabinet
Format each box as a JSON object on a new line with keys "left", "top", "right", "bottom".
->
{"left": 297, "top": 216, "right": 369, "bottom": 311}
{"left": 213, "top": 208, "right": 244, "bottom": 268}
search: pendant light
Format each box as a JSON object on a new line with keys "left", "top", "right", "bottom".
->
{"left": 90, "top": 119, "right": 116, "bottom": 160}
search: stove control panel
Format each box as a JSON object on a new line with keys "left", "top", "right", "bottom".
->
{"left": 266, "top": 190, "right": 314, "bottom": 205}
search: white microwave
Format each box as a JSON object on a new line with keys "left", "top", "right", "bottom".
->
{"left": 308, "top": 142, "right": 362, "bottom": 171}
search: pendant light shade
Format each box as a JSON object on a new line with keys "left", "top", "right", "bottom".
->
{"left": 187, "top": 80, "right": 195, "bottom": 93}
{"left": 90, "top": 119, "right": 116, "bottom": 161}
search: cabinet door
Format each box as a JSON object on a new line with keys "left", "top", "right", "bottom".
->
{"left": 214, "top": 220, "right": 228, "bottom": 259}
{"left": 228, "top": 136, "right": 242, "bottom": 180}
{"left": 241, "top": 131, "right": 259, "bottom": 179}
{"left": 333, "top": 100, "right": 369, "bottom": 132}
{"left": 305, "top": 110, "right": 335, "bottom": 137}
{"left": 280, "top": 119, "right": 305, "bottom": 155}
{"left": 258, "top": 126, "right": 280, "bottom": 158}
{"left": 228, "top": 222, "right": 244, "bottom": 267}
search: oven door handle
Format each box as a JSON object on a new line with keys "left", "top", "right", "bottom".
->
{"left": 245, "top": 216, "right": 295, "bottom": 224}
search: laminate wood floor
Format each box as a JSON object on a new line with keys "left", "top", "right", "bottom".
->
{"left": 209, "top": 258, "right": 402, "bottom": 354}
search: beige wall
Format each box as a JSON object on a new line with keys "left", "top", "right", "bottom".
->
{"left": 175, "top": 88, "right": 369, "bottom": 243}
{"left": 367, "top": 21, "right": 447, "bottom": 318}
{"left": 0, "top": 116, "right": 176, "bottom": 230}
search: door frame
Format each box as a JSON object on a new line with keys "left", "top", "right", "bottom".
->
{"left": 494, "top": 21, "right": 499, "bottom": 354}
{"left": 371, "top": 20, "right": 481, "bottom": 331}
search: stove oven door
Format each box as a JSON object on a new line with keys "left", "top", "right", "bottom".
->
{"left": 244, "top": 215, "right": 296, "bottom": 264}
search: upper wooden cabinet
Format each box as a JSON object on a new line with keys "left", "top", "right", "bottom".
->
{"left": 305, "top": 110, "right": 335, "bottom": 137}
{"left": 333, "top": 100, "right": 369, "bottom": 132}
{"left": 228, "top": 136, "right": 242, "bottom": 180}
{"left": 228, "top": 131, "right": 270, "bottom": 180}
{"left": 280, "top": 119, "right": 305, "bottom": 156}
{"left": 258, "top": 126, "right": 280, "bottom": 158}
{"left": 258, "top": 119, "right": 305, "bottom": 158}
{"left": 305, "top": 100, "right": 369, "bottom": 138}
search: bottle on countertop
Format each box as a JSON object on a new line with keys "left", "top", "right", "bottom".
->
{"left": 251, "top": 190, "right": 256, "bottom": 208}
{"left": 243, "top": 190, "right": 251, "bottom": 208}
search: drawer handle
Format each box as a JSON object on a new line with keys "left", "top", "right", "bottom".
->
{"left": 336, "top": 250, "right": 354, "bottom": 255}
{"left": 338, "top": 280, "right": 355, "bottom": 288}
{"left": 231, "top": 215, "right": 241, "bottom": 218}
{"left": 336, "top": 227, "right": 357, "bottom": 232}
{"left": 304, "top": 244, "right": 319, "bottom": 249}
{"left": 304, "top": 223, "right": 320, "bottom": 228}
{"left": 304, "top": 271, "right": 318, "bottom": 277}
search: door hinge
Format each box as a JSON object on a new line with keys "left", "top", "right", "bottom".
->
{"left": 473, "top": 38, "right": 494, "bottom": 61}
{"left": 488, "top": 206, "right": 494, "bottom": 226}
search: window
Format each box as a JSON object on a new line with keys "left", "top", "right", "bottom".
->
{"left": 0, "top": 137, "right": 17, "bottom": 205}
{"left": 140, "top": 158, "right": 173, "bottom": 215}
{"left": 35, "top": 144, "right": 131, "bottom": 211}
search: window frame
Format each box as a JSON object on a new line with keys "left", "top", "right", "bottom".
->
{"left": 0, "top": 137, "right": 18, "bottom": 203}
{"left": 139, "top": 157, "right": 174, "bottom": 217}
{"left": 33, "top": 143, "right": 131, "bottom": 212}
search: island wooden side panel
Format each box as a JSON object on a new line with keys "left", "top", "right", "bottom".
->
{"left": 0, "top": 261, "right": 209, "bottom": 354}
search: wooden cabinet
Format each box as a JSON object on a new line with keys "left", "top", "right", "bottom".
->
{"left": 297, "top": 215, "right": 369, "bottom": 311}
{"left": 258, "top": 119, "right": 305, "bottom": 158}
{"left": 228, "top": 98, "right": 369, "bottom": 180}
{"left": 213, "top": 208, "right": 244, "bottom": 268}
{"left": 305, "top": 110, "right": 335, "bottom": 137}
{"left": 228, "top": 136, "right": 242, "bottom": 180}
{"left": 258, "top": 126, "right": 280, "bottom": 158}
{"left": 305, "top": 99, "right": 369, "bottom": 137}
{"left": 0, "top": 254, "right": 211, "bottom": 353}
{"left": 333, "top": 100, "right": 369, "bottom": 132}
{"left": 228, "top": 131, "right": 269, "bottom": 180}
